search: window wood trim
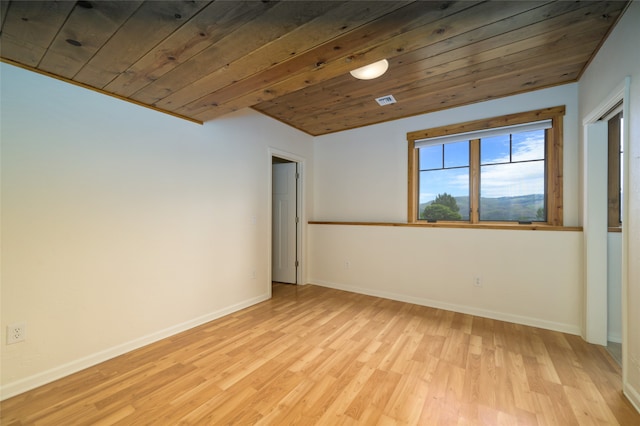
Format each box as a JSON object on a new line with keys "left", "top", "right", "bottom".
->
{"left": 547, "top": 114, "right": 564, "bottom": 226}
{"left": 469, "top": 139, "right": 480, "bottom": 223}
{"left": 407, "top": 138, "right": 418, "bottom": 222}
{"left": 407, "top": 106, "right": 565, "bottom": 226}
{"left": 407, "top": 106, "right": 566, "bottom": 141}
{"left": 608, "top": 111, "right": 622, "bottom": 228}
{"left": 309, "top": 221, "right": 582, "bottom": 232}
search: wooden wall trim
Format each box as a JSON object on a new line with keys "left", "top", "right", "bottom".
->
{"left": 407, "top": 138, "right": 418, "bottom": 223}
{"left": 608, "top": 112, "right": 622, "bottom": 228}
{"left": 407, "top": 106, "right": 566, "bottom": 142}
{"left": 547, "top": 113, "right": 564, "bottom": 226}
{"left": 309, "top": 221, "right": 582, "bottom": 232}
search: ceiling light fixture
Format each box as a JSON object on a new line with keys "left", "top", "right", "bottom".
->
{"left": 350, "top": 59, "right": 389, "bottom": 80}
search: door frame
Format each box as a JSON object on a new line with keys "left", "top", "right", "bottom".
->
{"left": 268, "top": 148, "right": 306, "bottom": 295}
{"left": 582, "top": 76, "right": 630, "bottom": 384}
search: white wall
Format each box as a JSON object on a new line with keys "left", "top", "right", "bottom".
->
{"left": 0, "top": 63, "right": 313, "bottom": 399}
{"left": 313, "top": 84, "right": 580, "bottom": 226}
{"left": 310, "top": 84, "right": 583, "bottom": 334}
{"left": 608, "top": 232, "right": 622, "bottom": 343}
{"left": 579, "top": 1, "right": 640, "bottom": 411}
{"left": 310, "top": 225, "right": 582, "bottom": 333}
{"left": 583, "top": 121, "right": 609, "bottom": 344}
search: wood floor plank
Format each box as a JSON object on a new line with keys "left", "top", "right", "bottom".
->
{"left": 1, "top": 283, "right": 639, "bottom": 425}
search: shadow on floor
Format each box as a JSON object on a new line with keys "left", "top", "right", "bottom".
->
{"left": 607, "top": 341, "right": 622, "bottom": 365}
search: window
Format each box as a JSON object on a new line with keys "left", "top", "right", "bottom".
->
{"left": 418, "top": 141, "right": 470, "bottom": 221}
{"left": 479, "top": 128, "right": 546, "bottom": 221}
{"left": 407, "top": 106, "right": 565, "bottom": 226}
{"left": 607, "top": 108, "right": 623, "bottom": 229}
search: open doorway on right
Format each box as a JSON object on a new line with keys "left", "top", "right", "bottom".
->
{"left": 605, "top": 103, "right": 623, "bottom": 365}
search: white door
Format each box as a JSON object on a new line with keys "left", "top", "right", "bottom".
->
{"left": 272, "top": 162, "right": 297, "bottom": 283}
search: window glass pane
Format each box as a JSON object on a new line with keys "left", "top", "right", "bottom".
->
{"left": 512, "top": 129, "right": 545, "bottom": 162}
{"left": 419, "top": 145, "right": 442, "bottom": 170}
{"left": 480, "top": 161, "right": 545, "bottom": 221}
{"left": 419, "top": 169, "right": 469, "bottom": 221}
{"left": 444, "top": 141, "right": 469, "bottom": 168}
{"left": 481, "top": 134, "right": 510, "bottom": 165}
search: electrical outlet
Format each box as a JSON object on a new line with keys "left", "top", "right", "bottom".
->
{"left": 7, "top": 322, "right": 26, "bottom": 344}
{"left": 473, "top": 276, "right": 483, "bottom": 287}
{"left": 345, "top": 260, "right": 351, "bottom": 270}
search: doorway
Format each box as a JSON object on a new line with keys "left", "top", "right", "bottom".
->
{"left": 272, "top": 156, "right": 299, "bottom": 284}
{"left": 605, "top": 106, "right": 624, "bottom": 365}
{"left": 582, "top": 77, "right": 629, "bottom": 371}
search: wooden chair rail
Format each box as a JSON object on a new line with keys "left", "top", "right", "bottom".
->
{"left": 309, "top": 221, "right": 582, "bottom": 232}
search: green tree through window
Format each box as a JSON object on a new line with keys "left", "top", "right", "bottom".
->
{"left": 422, "top": 193, "right": 462, "bottom": 221}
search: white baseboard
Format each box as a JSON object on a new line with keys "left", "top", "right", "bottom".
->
{"left": 624, "top": 382, "right": 640, "bottom": 415}
{"left": 0, "top": 293, "right": 269, "bottom": 401}
{"left": 310, "top": 280, "right": 581, "bottom": 336}
{"left": 607, "top": 334, "right": 623, "bottom": 344}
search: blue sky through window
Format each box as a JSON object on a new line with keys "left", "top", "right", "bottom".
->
{"left": 419, "top": 129, "right": 545, "bottom": 204}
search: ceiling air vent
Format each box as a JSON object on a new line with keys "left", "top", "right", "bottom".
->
{"left": 375, "top": 94, "right": 397, "bottom": 106}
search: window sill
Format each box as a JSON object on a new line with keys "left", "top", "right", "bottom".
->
{"left": 608, "top": 227, "right": 622, "bottom": 233}
{"left": 309, "top": 221, "right": 582, "bottom": 232}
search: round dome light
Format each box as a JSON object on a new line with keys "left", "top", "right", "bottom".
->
{"left": 349, "top": 59, "right": 389, "bottom": 80}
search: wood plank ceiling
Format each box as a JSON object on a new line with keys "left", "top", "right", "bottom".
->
{"left": 0, "top": 1, "right": 628, "bottom": 136}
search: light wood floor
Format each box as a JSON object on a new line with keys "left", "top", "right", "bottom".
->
{"left": 2, "top": 284, "right": 639, "bottom": 425}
